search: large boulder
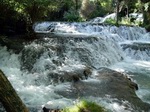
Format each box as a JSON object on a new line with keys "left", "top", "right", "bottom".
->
{"left": 55, "top": 68, "right": 150, "bottom": 111}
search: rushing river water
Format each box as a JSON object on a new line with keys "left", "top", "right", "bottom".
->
{"left": 0, "top": 22, "right": 150, "bottom": 112}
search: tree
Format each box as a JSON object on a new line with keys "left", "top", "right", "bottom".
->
{"left": 74, "top": 0, "right": 79, "bottom": 11}
{"left": 0, "top": 0, "right": 27, "bottom": 35}
{"left": 140, "top": 0, "right": 150, "bottom": 31}
{"left": 114, "top": 0, "right": 141, "bottom": 25}
{"left": 116, "top": 0, "right": 120, "bottom": 25}
{"left": 0, "top": 70, "right": 29, "bottom": 112}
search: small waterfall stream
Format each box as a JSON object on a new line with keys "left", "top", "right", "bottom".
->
{"left": 0, "top": 22, "right": 150, "bottom": 112}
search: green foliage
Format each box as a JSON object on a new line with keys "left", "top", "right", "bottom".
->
{"left": 140, "top": 1, "right": 150, "bottom": 30}
{"left": 144, "top": 2, "right": 150, "bottom": 11}
{"left": 98, "top": 0, "right": 113, "bottom": 12}
{"left": 80, "top": 0, "right": 114, "bottom": 20}
{"left": 104, "top": 18, "right": 116, "bottom": 25}
{"left": 63, "top": 9, "right": 84, "bottom": 22}
{"left": 14, "top": 0, "right": 52, "bottom": 22}
{"left": 104, "top": 17, "right": 143, "bottom": 26}
{"left": 135, "top": 0, "right": 143, "bottom": 12}
{"left": 120, "top": 17, "right": 131, "bottom": 25}
{"left": 4, "top": 0, "right": 73, "bottom": 22}
{"left": 0, "top": 0, "right": 26, "bottom": 35}
{"left": 1, "top": 0, "right": 150, "bottom": 35}
{"left": 62, "top": 100, "right": 106, "bottom": 112}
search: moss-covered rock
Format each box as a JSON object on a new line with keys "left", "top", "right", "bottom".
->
{"left": 62, "top": 100, "right": 106, "bottom": 112}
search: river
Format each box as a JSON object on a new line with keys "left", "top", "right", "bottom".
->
{"left": 0, "top": 22, "right": 150, "bottom": 112}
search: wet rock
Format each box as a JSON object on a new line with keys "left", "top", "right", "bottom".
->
{"left": 20, "top": 45, "right": 45, "bottom": 71}
{"left": 0, "top": 102, "right": 5, "bottom": 112}
{"left": 47, "top": 67, "right": 92, "bottom": 84}
{"left": 55, "top": 68, "right": 150, "bottom": 111}
{"left": 0, "top": 36, "right": 24, "bottom": 53}
{"left": 43, "top": 107, "right": 61, "bottom": 112}
{"left": 120, "top": 42, "right": 150, "bottom": 60}
{"left": 95, "top": 67, "right": 139, "bottom": 91}
{"left": 121, "top": 42, "right": 150, "bottom": 51}
{"left": 20, "top": 37, "right": 63, "bottom": 71}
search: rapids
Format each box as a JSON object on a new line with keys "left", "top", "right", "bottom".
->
{"left": 0, "top": 22, "right": 150, "bottom": 112}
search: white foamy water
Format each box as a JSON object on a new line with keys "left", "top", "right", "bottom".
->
{"left": 1, "top": 21, "right": 150, "bottom": 111}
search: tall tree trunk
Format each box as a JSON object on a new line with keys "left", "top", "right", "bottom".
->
{"left": 26, "top": 16, "right": 36, "bottom": 39}
{"left": 116, "top": 0, "right": 120, "bottom": 25}
{"left": 0, "top": 70, "right": 29, "bottom": 112}
{"left": 126, "top": 5, "right": 129, "bottom": 18}
{"left": 75, "top": 0, "right": 78, "bottom": 11}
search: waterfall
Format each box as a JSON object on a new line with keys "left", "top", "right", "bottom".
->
{"left": 35, "top": 22, "right": 150, "bottom": 61}
{"left": 1, "top": 22, "right": 150, "bottom": 112}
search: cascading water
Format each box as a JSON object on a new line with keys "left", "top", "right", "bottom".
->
{"left": 0, "top": 21, "right": 150, "bottom": 112}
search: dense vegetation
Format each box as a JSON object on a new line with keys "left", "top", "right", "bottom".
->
{"left": 0, "top": 0, "right": 150, "bottom": 37}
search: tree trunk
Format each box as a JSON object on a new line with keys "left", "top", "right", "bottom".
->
{"left": 116, "top": 0, "right": 120, "bottom": 25}
{"left": 0, "top": 70, "right": 29, "bottom": 112}
{"left": 25, "top": 16, "right": 36, "bottom": 39}
{"left": 75, "top": 0, "right": 78, "bottom": 11}
{"left": 126, "top": 5, "right": 129, "bottom": 18}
